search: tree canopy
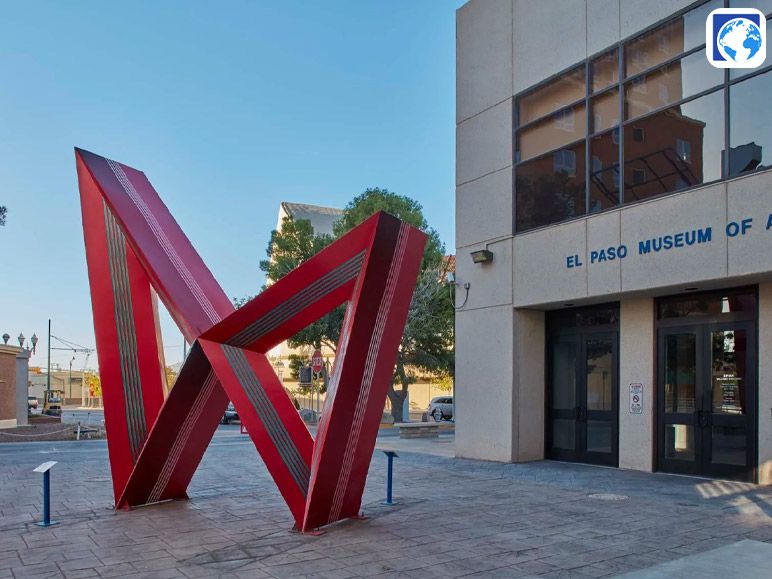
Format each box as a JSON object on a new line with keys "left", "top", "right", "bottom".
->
{"left": 0, "top": 206, "right": 6, "bottom": 226}
{"left": 243, "top": 188, "right": 454, "bottom": 422}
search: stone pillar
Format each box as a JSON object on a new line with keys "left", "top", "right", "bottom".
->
{"left": 16, "top": 349, "right": 31, "bottom": 427}
{"left": 618, "top": 298, "right": 655, "bottom": 472}
{"left": 758, "top": 283, "right": 772, "bottom": 484}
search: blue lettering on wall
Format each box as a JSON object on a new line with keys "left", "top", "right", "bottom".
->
{"left": 563, "top": 216, "right": 768, "bottom": 269}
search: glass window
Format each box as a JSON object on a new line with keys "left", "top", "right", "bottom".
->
{"left": 624, "top": 0, "right": 721, "bottom": 77}
{"left": 730, "top": 71, "right": 772, "bottom": 176}
{"left": 554, "top": 149, "right": 577, "bottom": 176}
{"left": 547, "top": 304, "right": 619, "bottom": 330}
{"left": 515, "top": 141, "right": 586, "bottom": 232}
{"left": 623, "top": 90, "right": 724, "bottom": 203}
{"left": 710, "top": 329, "right": 747, "bottom": 415}
{"left": 516, "top": 104, "right": 586, "bottom": 162}
{"left": 518, "top": 66, "right": 585, "bottom": 125}
{"left": 589, "top": 130, "right": 620, "bottom": 212}
{"left": 591, "top": 89, "right": 619, "bottom": 133}
{"left": 586, "top": 339, "right": 613, "bottom": 411}
{"left": 657, "top": 290, "right": 757, "bottom": 319}
{"left": 676, "top": 139, "right": 691, "bottom": 163}
{"left": 664, "top": 333, "right": 697, "bottom": 414}
{"left": 591, "top": 50, "right": 619, "bottom": 93}
{"left": 624, "top": 52, "right": 723, "bottom": 120}
{"left": 665, "top": 424, "right": 696, "bottom": 460}
{"left": 729, "top": 0, "right": 772, "bottom": 17}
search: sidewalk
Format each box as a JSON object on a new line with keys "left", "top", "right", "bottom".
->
{"left": 1, "top": 436, "right": 771, "bottom": 578}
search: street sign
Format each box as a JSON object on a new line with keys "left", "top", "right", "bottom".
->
{"left": 629, "top": 383, "right": 643, "bottom": 414}
{"left": 311, "top": 349, "right": 323, "bottom": 374}
{"left": 299, "top": 366, "right": 312, "bottom": 385}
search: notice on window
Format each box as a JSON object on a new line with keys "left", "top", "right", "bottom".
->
{"left": 629, "top": 383, "right": 643, "bottom": 414}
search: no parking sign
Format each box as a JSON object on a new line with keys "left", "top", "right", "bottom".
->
{"left": 629, "top": 383, "right": 643, "bottom": 414}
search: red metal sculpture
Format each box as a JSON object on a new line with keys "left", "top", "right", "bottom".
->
{"left": 75, "top": 148, "right": 426, "bottom": 532}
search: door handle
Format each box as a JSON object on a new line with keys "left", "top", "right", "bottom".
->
{"left": 700, "top": 411, "right": 710, "bottom": 429}
{"left": 576, "top": 407, "right": 587, "bottom": 421}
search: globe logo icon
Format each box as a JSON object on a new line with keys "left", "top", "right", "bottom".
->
{"left": 717, "top": 18, "right": 762, "bottom": 62}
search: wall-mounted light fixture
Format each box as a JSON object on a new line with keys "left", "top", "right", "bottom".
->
{"left": 470, "top": 249, "right": 493, "bottom": 264}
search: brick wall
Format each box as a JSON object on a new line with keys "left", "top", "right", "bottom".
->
{"left": 0, "top": 346, "right": 21, "bottom": 422}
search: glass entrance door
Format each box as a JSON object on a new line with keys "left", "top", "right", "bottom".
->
{"left": 548, "top": 332, "right": 618, "bottom": 466}
{"left": 657, "top": 322, "right": 755, "bottom": 481}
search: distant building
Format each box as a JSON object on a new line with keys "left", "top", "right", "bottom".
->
{"left": 269, "top": 203, "right": 345, "bottom": 376}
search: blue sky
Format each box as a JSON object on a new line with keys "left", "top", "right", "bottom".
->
{"left": 0, "top": 0, "right": 462, "bottom": 371}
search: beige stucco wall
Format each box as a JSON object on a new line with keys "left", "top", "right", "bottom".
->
{"left": 618, "top": 298, "right": 655, "bottom": 472}
{"left": 758, "top": 283, "right": 772, "bottom": 485}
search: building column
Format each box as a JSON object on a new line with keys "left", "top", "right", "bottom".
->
{"left": 758, "top": 283, "right": 772, "bottom": 484}
{"left": 455, "top": 305, "right": 545, "bottom": 463}
{"left": 618, "top": 298, "right": 655, "bottom": 472}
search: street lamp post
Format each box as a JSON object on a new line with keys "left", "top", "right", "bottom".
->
{"left": 68, "top": 356, "right": 75, "bottom": 402}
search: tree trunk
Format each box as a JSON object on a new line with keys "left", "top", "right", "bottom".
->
{"left": 387, "top": 355, "right": 410, "bottom": 423}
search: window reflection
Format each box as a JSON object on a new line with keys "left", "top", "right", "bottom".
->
{"left": 516, "top": 141, "right": 586, "bottom": 232}
{"left": 711, "top": 330, "right": 747, "bottom": 415}
{"left": 590, "top": 130, "right": 619, "bottom": 211}
{"left": 729, "top": 0, "right": 772, "bottom": 17}
{"left": 591, "top": 89, "right": 619, "bottom": 133}
{"left": 624, "top": 0, "right": 720, "bottom": 77}
{"left": 657, "top": 291, "right": 757, "bottom": 319}
{"left": 730, "top": 72, "right": 772, "bottom": 176}
{"left": 517, "top": 104, "right": 586, "bottom": 162}
{"left": 623, "top": 91, "right": 723, "bottom": 202}
{"left": 665, "top": 333, "right": 696, "bottom": 413}
{"left": 591, "top": 50, "right": 619, "bottom": 93}
{"left": 624, "top": 52, "right": 723, "bottom": 120}
{"left": 518, "top": 66, "right": 585, "bottom": 125}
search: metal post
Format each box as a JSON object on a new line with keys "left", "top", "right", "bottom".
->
{"left": 46, "top": 319, "right": 51, "bottom": 393}
{"left": 315, "top": 373, "right": 320, "bottom": 419}
{"left": 42, "top": 471, "right": 50, "bottom": 524}
{"left": 382, "top": 451, "right": 398, "bottom": 505}
{"left": 34, "top": 461, "right": 58, "bottom": 527}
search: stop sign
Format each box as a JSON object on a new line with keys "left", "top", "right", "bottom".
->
{"left": 311, "top": 349, "right": 323, "bottom": 374}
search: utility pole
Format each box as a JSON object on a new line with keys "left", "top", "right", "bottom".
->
{"left": 46, "top": 319, "right": 51, "bottom": 393}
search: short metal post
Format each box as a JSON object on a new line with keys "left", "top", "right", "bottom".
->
{"left": 34, "top": 461, "right": 58, "bottom": 527}
{"left": 382, "top": 451, "right": 398, "bottom": 506}
{"left": 76, "top": 423, "right": 81, "bottom": 441}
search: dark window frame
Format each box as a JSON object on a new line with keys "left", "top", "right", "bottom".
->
{"left": 513, "top": 0, "right": 772, "bottom": 234}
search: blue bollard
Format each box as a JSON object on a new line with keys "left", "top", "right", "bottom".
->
{"left": 382, "top": 451, "right": 398, "bottom": 506}
{"left": 34, "top": 461, "right": 58, "bottom": 527}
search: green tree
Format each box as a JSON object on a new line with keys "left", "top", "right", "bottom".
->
{"left": 260, "top": 216, "right": 333, "bottom": 283}
{"left": 332, "top": 188, "right": 452, "bottom": 423}
{"left": 240, "top": 189, "right": 454, "bottom": 422}
{"left": 259, "top": 215, "right": 342, "bottom": 354}
{"left": 0, "top": 205, "right": 6, "bottom": 226}
{"left": 333, "top": 188, "right": 444, "bottom": 269}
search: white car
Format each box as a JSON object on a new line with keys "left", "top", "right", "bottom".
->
{"left": 427, "top": 396, "right": 453, "bottom": 422}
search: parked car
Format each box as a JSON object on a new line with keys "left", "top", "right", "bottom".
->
{"left": 427, "top": 396, "right": 453, "bottom": 422}
{"left": 221, "top": 402, "right": 239, "bottom": 424}
{"left": 27, "top": 396, "right": 38, "bottom": 410}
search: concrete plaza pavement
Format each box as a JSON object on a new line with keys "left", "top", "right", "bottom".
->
{"left": 1, "top": 430, "right": 772, "bottom": 578}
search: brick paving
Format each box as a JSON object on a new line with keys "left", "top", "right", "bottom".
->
{"left": 2, "top": 437, "right": 772, "bottom": 578}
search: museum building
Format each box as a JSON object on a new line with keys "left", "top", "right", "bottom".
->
{"left": 455, "top": 0, "right": 772, "bottom": 482}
